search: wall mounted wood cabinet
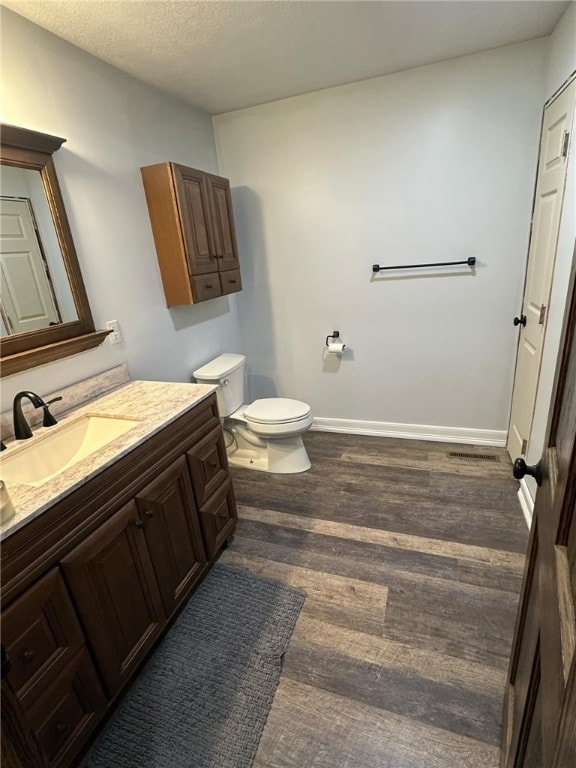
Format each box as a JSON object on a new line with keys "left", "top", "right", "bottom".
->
{"left": 1, "top": 394, "right": 237, "bottom": 768}
{"left": 141, "top": 162, "right": 242, "bottom": 306}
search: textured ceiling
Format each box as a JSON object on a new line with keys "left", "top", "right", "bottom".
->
{"left": 2, "top": 1, "right": 570, "bottom": 114}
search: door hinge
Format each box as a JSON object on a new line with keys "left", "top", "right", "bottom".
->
{"left": 521, "top": 438, "right": 528, "bottom": 455}
{"left": 561, "top": 131, "right": 570, "bottom": 158}
{"left": 539, "top": 304, "right": 547, "bottom": 325}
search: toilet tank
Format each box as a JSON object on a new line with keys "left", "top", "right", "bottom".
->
{"left": 193, "top": 354, "right": 245, "bottom": 416}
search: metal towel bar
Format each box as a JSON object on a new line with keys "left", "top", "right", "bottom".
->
{"left": 372, "top": 257, "right": 476, "bottom": 273}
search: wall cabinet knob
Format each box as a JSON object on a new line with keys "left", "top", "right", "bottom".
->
{"left": 134, "top": 519, "right": 144, "bottom": 529}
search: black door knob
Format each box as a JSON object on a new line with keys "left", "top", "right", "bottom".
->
{"left": 513, "top": 314, "right": 527, "bottom": 327}
{"left": 513, "top": 458, "right": 543, "bottom": 486}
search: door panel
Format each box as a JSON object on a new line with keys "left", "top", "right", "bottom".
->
{"left": 507, "top": 80, "right": 575, "bottom": 460}
{"left": 502, "top": 235, "right": 576, "bottom": 765}
{"left": 0, "top": 198, "right": 60, "bottom": 334}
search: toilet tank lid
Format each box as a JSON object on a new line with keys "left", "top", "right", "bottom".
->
{"left": 193, "top": 354, "right": 245, "bottom": 381}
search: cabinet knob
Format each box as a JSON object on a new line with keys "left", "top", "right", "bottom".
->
{"left": 205, "top": 283, "right": 213, "bottom": 289}
{"left": 22, "top": 649, "right": 35, "bottom": 664}
{"left": 209, "top": 460, "right": 218, "bottom": 469}
{"left": 134, "top": 519, "right": 144, "bottom": 529}
{"left": 54, "top": 722, "right": 68, "bottom": 736}
{"left": 144, "top": 509, "right": 154, "bottom": 519}
{"left": 219, "top": 512, "right": 228, "bottom": 520}
{"left": 229, "top": 279, "right": 236, "bottom": 284}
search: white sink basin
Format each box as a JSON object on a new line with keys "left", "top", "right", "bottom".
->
{"left": 1, "top": 414, "right": 141, "bottom": 487}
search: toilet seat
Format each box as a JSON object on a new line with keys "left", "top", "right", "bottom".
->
{"left": 230, "top": 398, "right": 313, "bottom": 439}
{"left": 243, "top": 398, "right": 311, "bottom": 425}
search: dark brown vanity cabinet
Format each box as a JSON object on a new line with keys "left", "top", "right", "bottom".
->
{"left": 61, "top": 499, "right": 167, "bottom": 697}
{"left": 141, "top": 162, "right": 242, "bottom": 306}
{"left": 1, "top": 568, "right": 106, "bottom": 768}
{"left": 1, "top": 394, "right": 237, "bottom": 768}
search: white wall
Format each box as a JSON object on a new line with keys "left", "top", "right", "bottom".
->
{"left": 0, "top": 9, "right": 244, "bottom": 405}
{"left": 525, "top": 3, "right": 576, "bottom": 501}
{"left": 214, "top": 41, "right": 547, "bottom": 440}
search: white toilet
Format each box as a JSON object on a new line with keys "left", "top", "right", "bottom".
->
{"left": 193, "top": 354, "right": 312, "bottom": 473}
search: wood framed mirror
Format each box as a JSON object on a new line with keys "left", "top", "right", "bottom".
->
{"left": 0, "top": 124, "right": 109, "bottom": 377}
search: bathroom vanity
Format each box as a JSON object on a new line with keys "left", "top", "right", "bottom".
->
{"left": 0, "top": 381, "right": 237, "bottom": 768}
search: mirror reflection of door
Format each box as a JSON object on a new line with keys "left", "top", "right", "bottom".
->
{"left": 0, "top": 196, "right": 62, "bottom": 335}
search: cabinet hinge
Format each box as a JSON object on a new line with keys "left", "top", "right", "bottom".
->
{"left": 521, "top": 438, "right": 528, "bottom": 455}
{"left": 561, "top": 131, "right": 570, "bottom": 158}
{"left": 539, "top": 304, "right": 547, "bottom": 325}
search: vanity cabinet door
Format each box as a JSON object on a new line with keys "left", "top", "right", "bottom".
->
{"left": 198, "top": 478, "right": 238, "bottom": 559}
{"left": 205, "top": 173, "right": 240, "bottom": 272}
{"left": 27, "top": 649, "right": 106, "bottom": 768}
{"left": 61, "top": 500, "right": 165, "bottom": 697}
{"left": 186, "top": 424, "right": 230, "bottom": 506}
{"left": 1, "top": 568, "right": 85, "bottom": 712}
{"left": 135, "top": 456, "right": 207, "bottom": 617}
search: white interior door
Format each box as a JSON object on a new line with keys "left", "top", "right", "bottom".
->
{"left": 507, "top": 79, "right": 576, "bottom": 460}
{"left": 0, "top": 197, "right": 61, "bottom": 334}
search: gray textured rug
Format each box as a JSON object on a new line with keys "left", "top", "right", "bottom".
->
{"left": 83, "top": 564, "right": 305, "bottom": 768}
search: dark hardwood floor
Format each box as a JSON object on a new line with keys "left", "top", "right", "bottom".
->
{"left": 219, "top": 431, "right": 529, "bottom": 768}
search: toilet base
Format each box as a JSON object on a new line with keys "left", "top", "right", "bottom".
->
{"left": 226, "top": 430, "right": 311, "bottom": 474}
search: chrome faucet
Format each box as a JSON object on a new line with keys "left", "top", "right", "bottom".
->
{"left": 12, "top": 391, "right": 63, "bottom": 440}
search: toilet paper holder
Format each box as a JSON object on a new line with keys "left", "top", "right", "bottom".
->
{"left": 325, "top": 331, "right": 345, "bottom": 353}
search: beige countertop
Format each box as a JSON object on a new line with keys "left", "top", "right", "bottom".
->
{"left": 0, "top": 380, "right": 217, "bottom": 540}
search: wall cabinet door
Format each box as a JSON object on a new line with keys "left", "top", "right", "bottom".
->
{"left": 136, "top": 456, "right": 207, "bottom": 617}
{"left": 205, "top": 173, "right": 241, "bottom": 272}
{"left": 172, "top": 164, "right": 216, "bottom": 276}
{"left": 61, "top": 501, "right": 165, "bottom": 697}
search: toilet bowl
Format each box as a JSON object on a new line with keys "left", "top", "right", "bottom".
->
{"left": 193, "top": 354, "right": 312, "bottom": 473}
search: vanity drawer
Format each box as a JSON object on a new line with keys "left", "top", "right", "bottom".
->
{"left": 27, "top": 648, "right": 106, "bottom": 767}
{"left": 219, "top": 269, "right": 242, "bottom": 295}
{"left": 2, "top": 568, "right": 85, "bottom": 710}
{"left": 198, "top": 478, "right": 238, "bottom": 559}
{"left": 191, "top": 272, "right": 222, "bottom": 302}
{"left": 186, "top": 425, "right": 230, "bottom": 505}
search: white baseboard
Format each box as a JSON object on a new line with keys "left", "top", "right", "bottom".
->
{"left": 310, "top": 417, "right": 507, "bottom": 447}
{"left": 517, "top": 479, "right": 534, "bottom": 529}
